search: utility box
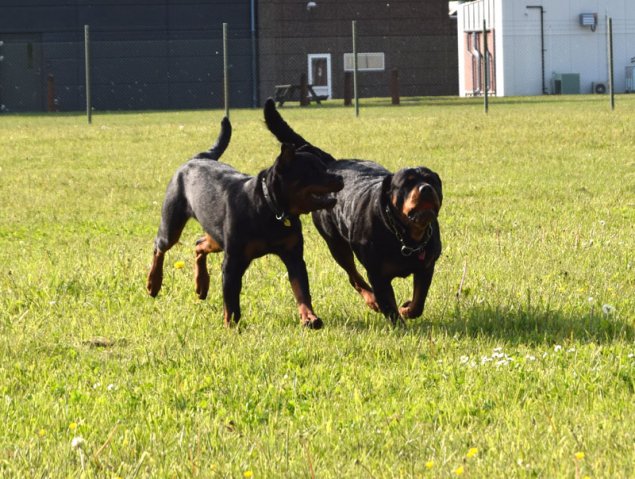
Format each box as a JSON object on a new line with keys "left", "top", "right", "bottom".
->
{"left": 626, "top": 66, "right": 634, "bottom": 93}
{"left": 552, "top": 73, "right": 580, "bottom": 94}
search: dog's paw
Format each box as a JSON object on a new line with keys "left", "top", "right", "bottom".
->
{"left": 399, "top": 301, "right": 421, "bottom": 319}
{"left": 146, "top": 276, "right": 162, "bottom": 297}
{"left": 302, "top": 316, "right": 324, "bottom": 330}
{"left": 359, "top": 289, "right": 380, "bottom": 312}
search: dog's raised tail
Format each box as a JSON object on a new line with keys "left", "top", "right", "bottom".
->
{"left": 264, "top": 98, "right": 336, "bottom": 164}
{"left": 195, "top": 116, "right": 232, "bottom": 160}
{"left": 264, "top": 98, "right": 308, "bottom": 147}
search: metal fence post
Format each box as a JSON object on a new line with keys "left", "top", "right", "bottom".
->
{"left": 84, "top": 25, "right": 92, "bottom": 124}
{"left": 223, "top": 22, "right": 229, "bottom": 118}
{"left": 352, "top": 20, "right": 359, "bottom": 118}
{"left": 607, "top": 17, "right": 615, "bottom": 111}
{"left": 483, "top": 19, "right": 489, "bottom": 114}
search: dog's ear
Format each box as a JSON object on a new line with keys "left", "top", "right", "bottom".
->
{"left": 276, "top": 143, "right": 296, "bottom": 170}
{"left": 381, "top": 174, "right": 394, "bottom": 204}
{"left": 430, "top": 171, "right": 443, "bottom": 205}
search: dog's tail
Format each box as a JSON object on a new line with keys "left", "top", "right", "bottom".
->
{"left": 195, "top": 116, "right": 232, "bottom": 160}
{"left": 263, "top": 98, "right": 336, "bottom": 164}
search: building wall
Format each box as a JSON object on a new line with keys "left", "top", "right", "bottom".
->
{"left": 258, "top": 0, "right": 458, "bottom": 104}
{"left": 0, "top": 1, "right": 255, "bottom": 112}
{"left": 458, "top": 0, "right": 635, "bottom": 96}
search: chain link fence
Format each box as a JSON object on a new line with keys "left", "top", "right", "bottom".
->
{"left": 0, "top": 4, "right": 459, "bottom": 113}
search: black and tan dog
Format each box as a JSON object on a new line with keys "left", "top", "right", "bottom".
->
{"left": 147, "top": 112, "right": 344, "bottom": 328}
{"left": 265, "top": 101, "right": 442, "bottom": 324}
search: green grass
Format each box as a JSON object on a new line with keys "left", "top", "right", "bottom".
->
{"left": 1, "top": 95, "right": 634, "bottom": 478}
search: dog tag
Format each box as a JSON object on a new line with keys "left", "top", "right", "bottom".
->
{"left": 283, "top": 218, "right": 291, "bottom": 227}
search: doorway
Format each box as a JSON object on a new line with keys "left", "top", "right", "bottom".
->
{"left": 0, "top": 34, "right": 44, "bottom": 111}
{"left": 308, "top": 53, "right": 331, "bottom": 99}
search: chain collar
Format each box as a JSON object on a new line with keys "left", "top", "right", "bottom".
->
{"left": 383, "top": 203, "right": 433, "bottom": 257}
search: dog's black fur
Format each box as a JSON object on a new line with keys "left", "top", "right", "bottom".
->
{"left": 264, "top": 100, "right": 442, "bottom": 323}
{"left": 147, "top": 112, "right": 344, "bottom": 328}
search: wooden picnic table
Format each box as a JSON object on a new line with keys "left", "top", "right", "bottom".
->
{"left": 273, "top": 84, "right": 328, "bottom": 106}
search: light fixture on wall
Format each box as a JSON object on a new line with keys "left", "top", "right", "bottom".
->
{"left": 579, "top": 13, "right": 598, "bottom": 32}
{"left": 307, "top": 1, "right": 317, "bottom": 11}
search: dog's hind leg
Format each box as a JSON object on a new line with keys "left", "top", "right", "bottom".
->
{"left": 194, "top": 233, "right": 223, "bottom": 300}
{"left": 320, "top": 234, "right": 379, "bottom": 312}
{"left": 147, "top": 191, "right": 189, "bottom": 297}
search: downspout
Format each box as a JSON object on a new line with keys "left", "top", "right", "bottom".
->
{"left": 526, "top": 5, "right": 547, "bottom": 94}
{"left": 250, "top": 0, "right": 259, "bottom": 107}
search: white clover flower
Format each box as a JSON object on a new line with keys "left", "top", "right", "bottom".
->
{"left": 92, "top": 382, "right": 101, "bottom": 390}
{"left": 481, "top": 356, "right": 492, "bottom": 365}
{"left": 459, "top": 355, "right": 470, "bottom": 364}
{"left": 628, "top": 353, "right": 634, "bottom": 359}
{"left": 599, "top": 220, "right": 606, "bottom": 226}
{"left": 542, "top": 352, "right": 548, "bottom": 358}
{"left": 493, "top": 347, "right": 503, "bottom": 353}
{"left": 554, "top": 345, "right": 562, "bottom": 352}
{"left": 107, "top": 384, "right": 117, "bottom": 392}
{"left": 567, "top": 348, "right": 576, "bottom": 353}
{"left": 588, "top": 297, "right": 594, "bottom": 304}
{"left": 602, "top": 304, "right": 615, "bottom": 315}
{"left": 71, "top": 436, "right": 86, "bottom": 449}
{"left": 525, "top": 355, "right": 536, "bottom": 361}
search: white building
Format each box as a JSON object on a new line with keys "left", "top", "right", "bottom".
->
{"left": 457, "top": 0, "right": 635, "bottom": 96}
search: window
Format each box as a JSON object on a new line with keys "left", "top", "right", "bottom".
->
{"left": 343, "top": 52, "right": 385, "bottom": 72}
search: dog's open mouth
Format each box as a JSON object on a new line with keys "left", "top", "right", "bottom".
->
{"left": 305, "top": 176, "right": 343, "bottom": 210}
{"left": 309, "top": 191, "right": 337, "bottom": 209}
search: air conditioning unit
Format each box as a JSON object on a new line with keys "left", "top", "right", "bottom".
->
{"left": 591, "top": 82, "right": 607, "bottom": 94}
{"left": 580, "top": 13, "right": 598, "bottom": 32}
{"left": 552, "top": 73, "right": 580, "bottom": 94}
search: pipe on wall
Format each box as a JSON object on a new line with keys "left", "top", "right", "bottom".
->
{"left": 526, "top": 5, "right": 547, "bottom": 94}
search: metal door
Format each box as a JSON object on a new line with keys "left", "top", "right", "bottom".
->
{"left": 0, "top": 34, "right": 43, "bottom": 112}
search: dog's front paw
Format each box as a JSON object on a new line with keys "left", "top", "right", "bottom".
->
{"left": 399, "top": 301, "right": 422, "bottom": 319}
{"left": 146, "top": 273, "right": 162, "bottom": 297}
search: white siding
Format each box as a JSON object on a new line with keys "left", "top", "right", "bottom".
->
{"left": 458, "top": 0, "right": 635, "bottom": 96}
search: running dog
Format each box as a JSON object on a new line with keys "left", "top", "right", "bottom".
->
{"left": 264, "top": 101, "right": 442, "bottom": 324}
{"left": 147, "top": 112, "right": 344, "bottom": 328}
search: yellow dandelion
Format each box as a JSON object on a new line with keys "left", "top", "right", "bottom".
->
{"left": 575, "top": 451, "right": 585, "bottom": 460}
{"left": 455, "top": 465, "right": 464, "bottom": 476}
{"left": 69, "top": 422, "right": 78, "bottom": 431}
{"left": 425, "top": 460, "right": 434, "bottom": 469}
{"left": 174, "top": 260, "right": 186, "bottom": 269}
{"left": 243, "top": 471, "right": 253, "bottom": 478}
{"left": 38, "top": 429, "right": 46, "bottom": 437}
{"left": 467, "top": 447, "right": 478, "bottom": 458}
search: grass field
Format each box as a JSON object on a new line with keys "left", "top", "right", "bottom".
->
{"left": 1, "top": 95, "right": 634, "bottom": 478}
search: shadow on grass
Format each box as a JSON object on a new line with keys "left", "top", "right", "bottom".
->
{"left": 334, "top": 303, "right": 633, "bottom": 346}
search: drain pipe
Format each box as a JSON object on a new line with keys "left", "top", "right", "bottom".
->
{"left": 526, "top": 5, "right": 547, "bottom": 94}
